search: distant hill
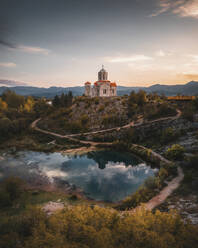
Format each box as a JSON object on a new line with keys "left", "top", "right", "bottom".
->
{"left": 1, "top": 79, "right": 198, "bottom": 98}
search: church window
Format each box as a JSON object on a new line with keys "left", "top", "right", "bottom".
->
{"left": 103, "top": 89, "right": 107, "bottom": 94}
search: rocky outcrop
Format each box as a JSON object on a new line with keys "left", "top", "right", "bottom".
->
{"left": 129, "top": 144, "right": 172, "bottom": 167}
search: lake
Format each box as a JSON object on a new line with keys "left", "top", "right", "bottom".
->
{"left": 0, "top": 150, "right": 157, "bottom": 202}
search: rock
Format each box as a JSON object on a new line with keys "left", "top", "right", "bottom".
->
{"left": 42, "top": 201, "right": 65, "bottom": 215}
{"left": 168, "top": 205, "right": 175, "bottom": 209}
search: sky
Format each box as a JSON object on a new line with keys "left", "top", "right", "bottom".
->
{"left": 0, "top": 0, "right": 198, "bottom": 87}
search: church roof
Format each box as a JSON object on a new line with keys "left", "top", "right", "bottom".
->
{"left": 94, "top": 80, "right": 111, "bottom": 86}
{"left": 110, "top": 82, "right": 117, "bottom": 87}
{"left": 85, "top": 81, "right": 91, "bottom": 85}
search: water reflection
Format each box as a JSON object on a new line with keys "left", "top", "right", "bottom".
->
{"left": 0, "top": 150, "right": 156, "bottom": 202}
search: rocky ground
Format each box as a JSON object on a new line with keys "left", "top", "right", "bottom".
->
{"left": 155, "top": 118, "right": 198, "bottom": 225}
{"left": 39, "top": 96, "right": 131, "bottom": 134}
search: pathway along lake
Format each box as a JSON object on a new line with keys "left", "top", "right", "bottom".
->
{"left": 0, "top": 150, "right": 157, "bottom": 202}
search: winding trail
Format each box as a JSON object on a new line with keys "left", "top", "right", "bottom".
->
{"left": 31, "top": 109, "right": 184, "bottom": 212}
{"left": 31, "top": 109, "right": 181, "bottom": 146}
{"left": 144, "top": 166, "right": 184, "bottom": 211}
{"left": 31, "top": 118, "right": 112, "bottom": 147}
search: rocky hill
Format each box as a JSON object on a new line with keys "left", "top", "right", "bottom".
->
{"left": 39, "top": 96, "right": 130, "bottom": 134}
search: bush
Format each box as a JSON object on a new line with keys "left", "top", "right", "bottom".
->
{"left": 187, "top": 154, "right": 198, "bottom": 169}
{"left": 4, "top": 177, "right": 24, "bottom": 201}
{"left": 80, "top": 114, "right": 89, "bottom": 126}
{"left": 94, "top": 97, "right": 99, "bottom": 105}
{"left": 0, "top": 177, "right": 24, "bottom": 207}
{"left": 160, "top": 127, "right": 179, "bottom": 144}
{"left": 182, "top": 104, "right": 194, "bottom": 121}
{"left": 165, "top": 144, "right": 185, "bottom": 160}
{"left": 145, "top": 103, "right": 177, "bottom": 120}
{"left": 1, "top": 205, "right": 198, "bottom": 248}
{"left": 98, "top": 105, "right": 105, "bottom": 112}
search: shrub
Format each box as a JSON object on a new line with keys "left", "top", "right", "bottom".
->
{"left": 187, "top": 154, "right": 198, "bottom": 169}
{"left": 4, "top": 177, "right": 24, "bottom": 201}
{"left": 182, "top": 104, "right": 194, "bottom": 121}
{"left": 145, "top": 103, "right": 177, "bottom": 120}
{"left": 165, "top": 144, "right": 185, "bottom": 160}
{"left": 158, "top": 167, "right": 169, "bottom": 181}
{"left": 0, "top": 177, "right": 24, "bottom": 207}
{"left": 160, "top": 127, "right": 179, "bottom": 144}
{"left": 80, "top": 114, "right": 89, "bottom": 126}
{"left": 98, "top": 105, "right": 105, "bottom": 112}
{"left": 94, "top": 97, "right": 99, "bottom": 105}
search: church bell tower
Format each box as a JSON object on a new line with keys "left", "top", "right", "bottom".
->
{"left": 98, "top": 65, "right": 108, "bottom": 81}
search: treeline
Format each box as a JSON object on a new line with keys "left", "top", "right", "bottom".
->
{"left": 127, "top": 90, "right": 177, "bottom": 120}
{"left": 0, "top": 90, "right": 52, "bottom": 142}
{"left": 52, "top": 91, "right": 73, "bottom": 108}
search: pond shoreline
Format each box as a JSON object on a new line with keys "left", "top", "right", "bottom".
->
{"left": 0, "top": 142, "right": 182, "bottom": 211}
{"left": 0, "top": 148, "right": 155, "bottom": 204}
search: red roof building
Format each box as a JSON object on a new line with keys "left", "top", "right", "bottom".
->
{"left": 84, "top": 66, "right": 117, "bottom": 97}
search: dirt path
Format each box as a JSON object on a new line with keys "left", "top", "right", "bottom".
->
{"left": 31, "top": 109, "right": 181, "bottom": 147}
{"left": 120, "top": 166, "right": 184, "bottom": 216}
{"left": 42, "top": 167, "right": 184, "bottom": 216}
{"left": 31, "top": 118, "right": 112, "bottom": 147}
{"left": 32, "top": 109, "right": 184, "bottom": 214}
{"left": 144, "top": 166, "right": 184, "bottom": 211}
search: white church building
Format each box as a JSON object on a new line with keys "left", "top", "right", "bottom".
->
{"left": 84, "top": 66, "right": 117, "bottom": 97}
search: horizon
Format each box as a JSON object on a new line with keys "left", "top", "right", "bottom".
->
{"left": 1, "top": 0, "right": 198, "bottom": 87}
{"left": 0, "top": 79, "right": 197, "bottom": 89}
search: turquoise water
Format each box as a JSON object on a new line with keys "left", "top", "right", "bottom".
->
{"left": 0, "top": 150, "right": 156, "bottom": 202}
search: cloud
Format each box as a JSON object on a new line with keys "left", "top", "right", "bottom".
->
{"left": 151, "top": 0, "right": 198, "bottom": 19}
{"left": 182, "top": 73, "right": 198, "bottom": 80}
{"left": 0, "top": 62, "right": 16, "bottom": 68}
{"left": 128, "top": 63, "right": 175, "bottom": 71}
{"left": 17, "top": 45, "right": 50, "bottom": 55}
{"left": 0, "top": 79, "right": 27, "bottom": 86}
{"left": 191, "top": 55, "right": 198, "bottom": 62}
{"left": 0, "top": 39, "right": 16, "bottom": 49}
{"left": 0, "top": 39, "right": 50, "bottom": 55}
{"left": 106, "top": 55, "right": 153, "bottom": 63}
{"left": 150, "top": 0, "right": 172, "bottom": 17}
{"left": 156, "top": 50, "right": 166, "bottom": 57}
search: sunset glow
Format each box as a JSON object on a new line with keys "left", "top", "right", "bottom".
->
{"left": 0, "top": 0, "right": 198, "bottom": 87}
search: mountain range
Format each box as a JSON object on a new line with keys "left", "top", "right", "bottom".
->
{"left": 0, "top": 80, "right": 198, "bottom": 98}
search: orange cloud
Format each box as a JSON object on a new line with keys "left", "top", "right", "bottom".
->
{"left": 183, "top": 74, "right": 198, "bottom": 80}
{"left": 151, "top": 0, "right": 198, "bottom": 19}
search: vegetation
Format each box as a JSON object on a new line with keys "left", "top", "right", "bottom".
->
{"left": 127, "top": 90, "right": 147, "bottom": 118}
{"left": 0, "top": 91, "right": 198, "bottom": 247}
{"left": 144, "top": 103, "right": 177, "bottom": 120}
{"left": 165, "top": 144, "right": 185, "bottom": 161}
{"left": 52, "top": 92, "right": 73, "bottom": 108}
{"left": 0, "top": 183, "right": 198, "bottom": 248}
{"left": 0, "top": 90, "right": 82, "bottom": 151}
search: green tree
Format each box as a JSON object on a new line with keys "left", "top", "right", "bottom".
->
{"left": 165, "top": 144, "right": 185, "bottom": 160}
{"left": 52, "top": 95, "right": 61, "bottom": 107}
{"left": 2, "top": 90, "right": 25, "bottom": 109}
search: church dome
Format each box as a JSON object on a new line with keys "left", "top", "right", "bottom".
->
{"left": 99, "top": 68, "right": 106, "bottom": 73}
{"left": 85, "top": 81, "right": 91, "bottom": 85}
{"left": 98, "top": 65, "right": 108, "bottom": 81}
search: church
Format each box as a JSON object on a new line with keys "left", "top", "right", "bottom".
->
{"left": 84, "top": 66, "right": 117, "bottom": 97}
